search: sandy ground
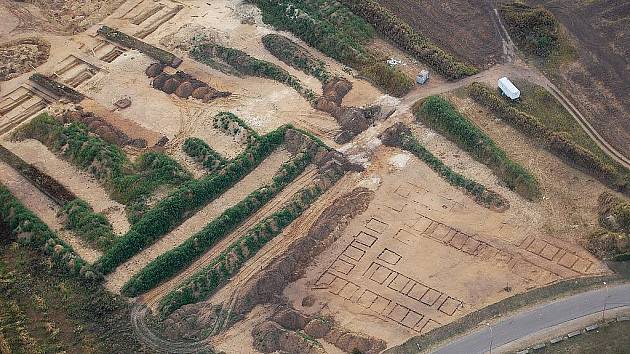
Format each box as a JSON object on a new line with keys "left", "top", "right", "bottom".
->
{"left": 105, "top": 148, "right": 291, "bottom": 293}
{"left": 283, "top": 144, "right": 608, "bottom": 348}
{"left": 0, "top": 159, "right": 101, "bottom": 263}
{"left": 1, "top": 139, "right": 130, "bottom": 235}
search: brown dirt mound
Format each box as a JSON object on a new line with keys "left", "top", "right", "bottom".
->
{"left": 0, "top": 37, "right": 50, "bottom": 81}
{"left": 63, "top": 109, "right": 147, "bottom": 148}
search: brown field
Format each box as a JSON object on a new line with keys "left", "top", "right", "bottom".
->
{"left": 378, "top": 0, "right": 504, "bottom": 69}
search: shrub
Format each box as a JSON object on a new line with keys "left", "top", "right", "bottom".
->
{"left": 97, "top": 126, "right": 292, "bottom": 274}
{"left": 183, "top": 137, "right": 227, "bottom": 172}
{"left": 382, "top": 123, "right": 508, "bottom": 210}
{"left": 158, "top": 173, "right": 341, "bottom": 316}
{"left": 59, "top": 199, "right": 116, "bottom": 251}
{"left": 468, "top": 82, "right": 628, "bottom": 193}
{"left": 0, "top": 184, "right": 101, "bottom": 281}
{"left": 121, "top": 143, "right": 317, "bottom": 296}
{"left": 500, "top": 3, "right": 559, "bottom": 58}
{"left": 262, "top": 34, "right": 331, "bottom": 83}
{"left": 416, "top": 96, "right": 540, "bottom": 200}
{"left": 338, "top": 0, "right": 478, "bottom": 79}
{"left": 248, "top": 0, "right": 413, "bottom": 97}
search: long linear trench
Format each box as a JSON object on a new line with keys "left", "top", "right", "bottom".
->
{"left": 104, "top": 148, "right": 291, "bottom": 293}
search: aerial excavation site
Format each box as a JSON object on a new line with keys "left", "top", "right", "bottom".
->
{"left": 0, "top": 0, "right": 628, "bottom": 353}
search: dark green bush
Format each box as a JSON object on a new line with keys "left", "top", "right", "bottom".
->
{"left": 262, "top": 33, "right": 331, "bottom": 83}
{"left": 157, "top": 174, "right": 340, "bottom": 316}
{"left": 59, "top": 199, "right": 116, "bottom": 251}
{"left": 121, "top": 145, "right": 317, "bottom": 296}
{"left": 416, "top": 96, "right": 540, "bottom": 200}
{"left": 468, "top": 83, "right": 628, "bottom": 193}
{"left": 0, "top": 184, "right": 101, "bottom": 281}
{"left": 97, "top": 25, "right": 181, "bottom": 67}
{"left": 183, "top": 137, "right": 227, "bottom": 172}
{"left": 97, "top": 126, "right": 290, "bottom": 274}
{"left": 500, "top": 3, "right": 559, "bottom": 58}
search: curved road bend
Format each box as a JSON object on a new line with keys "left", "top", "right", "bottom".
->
{"left": 429, "top": 283, "right": 630, "bottom": 354}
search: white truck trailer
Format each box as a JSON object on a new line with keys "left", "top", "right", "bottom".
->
{"left": 498, "top": 77, "right": 520, "bottom": 100}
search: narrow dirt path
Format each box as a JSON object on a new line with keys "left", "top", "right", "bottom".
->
{"left": 0, "top": 159, "right": 101, "bottom": 263}
{"left": 105, "top": 148, "right": 291, "bottom": 293}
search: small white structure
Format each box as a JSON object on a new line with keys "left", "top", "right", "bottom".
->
{"left": 416, "top": 70, "right": 429, "bottom": 85}
{"left": 498, "top": 77, "right": 520, "bottom": 100}
{"left": 387, "top": 58, "right": 402, "bottom": 66}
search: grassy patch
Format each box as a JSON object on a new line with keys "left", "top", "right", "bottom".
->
{"left": 0, "top": 240, "right": 144, "bottom": 353}
{"left": 262, "top": 33, "right": 331, "bottom": 83}
{"left": 182, "top": 137, "right": 227, "bottom": 173}
{"left": 59, "top": 199, "right": 116, "bottom": 252}
{"left": 537, "top": 320, "right": 630, "bottom": 354}
{"left": 415, "top": 96, "right": 540, "bottom": 200}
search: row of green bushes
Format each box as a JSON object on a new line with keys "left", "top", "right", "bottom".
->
{"left": 97, "top": 26, "right": 182, "bottom": 67}
{"left": 158, "top": 171, "right": 341, "bottom": 316}
{"left": 121, "top": 145, "right": 317, "bottom": 296}
{"left": 59, "top": 199, "right": 116, "bottom": 252}
{"left": 385, "top": 123, "right": 508, "bottom": 210}
{"left": 338, "top": 0, "right": 478, "bottom": 80}
{"left": 500, "top": 3, "right": 559, "bottom": 58}
{"left": 191, "top": 43, "right": 317, "bottom": 103}
{"left": 13, "top": 113, "right": 192, "bottom": 209}
{"left": 0, "top": 184, "right": 101, "bottom": 281}
{"left": 213, "top": 111, "right": 260, "bottom": 144}
{"left": 182, "top": 137, "right": 227, "bottom": 172}
{"left": 262, "top": 34, "right": 331, "bottom": 83}
{"left": 97, "top": 126, "right": 291, "bottom": 274}
{"left": 416, "top": 96, "right": 540, "bottom": 200}
{"left": 298, "top": 0, "right": 375, "bottom": 44}
{"left": 468, "top": 83, "right": 628, "bottom": 193}
{"left": 249, "top": 0, "right": 413, "bottom": 97}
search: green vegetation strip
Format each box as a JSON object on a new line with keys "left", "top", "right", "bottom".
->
{"left": 387, "top": 275, "right": 625, "bottom": 354}
{"left": 182, "top": 137, "right": 227, "bottom": 173}
{"left": 500, "top": 3, "right": 559, "bottom": 58}
{"left": 191, "top": 43, "right": 317, "bottom": 103}
{"left": 122, "top": 141, "right": 318, "bottom": 297}
{"left": 586, "top": 192, "right": 630, "bottom": 261}
{"left": 338, "top": 0, "right": 478, "bottom": 80}
{"left": 416, "top": 96, "right": 540, "bottom": 200}
{"left": 384, "top": 123, "right": 507, "bottom": 210}
{"left": 13, "top": 113, "right": 191, "bottom": 210}
{"left": 262, "top": 34, "right": 331, "bottom": 83}
{"left": 159, "top": 171, "right": 341, "bottom": 316}
{"left": 0, "top": 184, "right": 100, "bottom": 281}
{"left": 59, "top": 200, "right": 116, "bottom": 252}
{"left": 97, "top": 25, "right": 181, "bottom": 67}
{"left": 249, "top": 0, "right": 413, "bottom": 97}
{"left": 468, "top": 83, "right": 629, "bottom": 193}
{"left": 98, "top": 126, "right": 288, "bottom": 274}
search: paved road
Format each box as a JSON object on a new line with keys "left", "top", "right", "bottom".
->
{"left": 430, "top": 283, "right": 630, "bottom": 354}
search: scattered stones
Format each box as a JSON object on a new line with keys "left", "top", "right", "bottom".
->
{"left": 0, "top": 38, "right": 50, "bottom": 81}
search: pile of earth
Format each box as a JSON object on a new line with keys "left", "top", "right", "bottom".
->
{"left": 0, "top": 37, "right": 49, "bottom": 81}
{"left": 146, "top": 63, "right": 231, "bottom": 102}
{"left": 62, "top": 109, "right": 148, "bottom": 148}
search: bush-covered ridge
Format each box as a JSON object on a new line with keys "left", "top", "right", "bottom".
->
{"left": 97, "top": 126, "right": 289, "bottom": 274}
{"left": 121, "top": 145, "right": 317, "bottom": 297}
{"left": 59, "top": 199, "right": 116, "bottom": 252}
{"left": 182, "top": 137, "right": 227, "bottom": 173}
{"left": 586, "top": 192, "right": 630, "bottom": 261}
{"left": 190, "top": 43, "right": 317, "bottom": 103}
{"left": 262, "top": 34, "right": 331, "bottom": 83}
{"left": 338, "top": 0, "right": 478, "bottom": 80}
{"left": 500, "top": 3, "right": 559, "bottom": 58}
{"left": 415, "top": 96, "right": 540, "bottom": 200}
{"left": 248, "top": 0, "right": 413, "bottom": 97}
{"left": 0, "top": 184, "right": 101, "bottom": 281}
{"left": 12, "top": 113, "right": 191, "bottom": 210}
{"left": 381, "top": 123, "right": 508, "bottom": 210}
{"left": 468, "top": 82, "right": 629, "bottom": 194}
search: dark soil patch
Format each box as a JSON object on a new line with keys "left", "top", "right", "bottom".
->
{"left": 377, "top": 0, "right": 503, "bottom": 69}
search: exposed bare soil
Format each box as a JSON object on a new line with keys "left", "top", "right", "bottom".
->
{"left": 378, "top": 0, "right": 504, "bottom": 69}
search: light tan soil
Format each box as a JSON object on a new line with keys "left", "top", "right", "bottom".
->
{"left": 1, "top": 139, "right": 131, "bottom": 235}
{"left": 0, "top": 159, "right": 101, "bottom": 263}
{"left": 105, "top": 148, "right": 291, "bottom": 294}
